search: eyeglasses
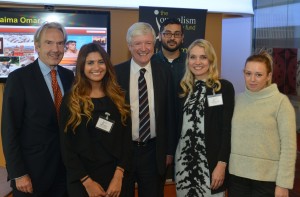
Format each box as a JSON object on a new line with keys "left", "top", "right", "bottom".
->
{"left": 162, "top": 32, "right": 182, "bottom": 38}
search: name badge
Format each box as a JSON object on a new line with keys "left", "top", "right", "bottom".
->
{"left": 207, "top": 94, "right": 223, "bottom": 107}
{"left": 95, "top": 112, "right": 114, "bottom": 133}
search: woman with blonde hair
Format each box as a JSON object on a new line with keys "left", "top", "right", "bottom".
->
{"left": 59, "top": 43, "right": 131, "bottom": 197}
{"left": 175, "top": 39, "right": 235, "bottom": 196}
{"left": 229, "top": 51, "right": 296, "bottom": 197}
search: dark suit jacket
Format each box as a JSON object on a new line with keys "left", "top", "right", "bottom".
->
{"left": 177, "top": 79, "right": 235, "bottom": 194}
{"left": 114, "top": 58, "right": 175, "bottom": 176}
{"left": 59, "top": 95, "right": 132, "bottom": 196}
{"left": 1, "top": 59, "right": 74, "bottom": 191}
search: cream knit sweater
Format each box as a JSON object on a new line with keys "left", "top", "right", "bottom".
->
{"left": 229, "top": 84, "right": 297, "bottom": 189}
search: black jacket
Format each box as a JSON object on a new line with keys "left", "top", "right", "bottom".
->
{"left": 114, "top": 58, "right": 176, "bottom": 176}
{"left": 1, "top": 60, "right": 74, "bottom": 191}
{"left": 59, "top": 95, "right": 132, "bottom": 196}
{"left": 176, "top": 79, "right": 235, "bottom": 194}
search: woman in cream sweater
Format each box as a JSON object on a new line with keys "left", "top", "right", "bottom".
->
{"left": 229, "top": 51, "right": 297, "bottom": 197}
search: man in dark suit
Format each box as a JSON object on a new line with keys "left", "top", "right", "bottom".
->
{"left": 1, "top": 22, "right": 74, "bottom": 197}
{"left": 115, "top": 22, "right": 175, "bottom": 197}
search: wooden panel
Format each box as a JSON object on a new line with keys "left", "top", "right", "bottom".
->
{"left": 205, "top": 13, "right": 223, "bottom": 72}
{"left": 110, "top": 9, "right": 138, "bottom": 65}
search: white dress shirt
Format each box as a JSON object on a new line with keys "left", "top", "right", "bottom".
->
{"left": 129, "top": 59, "right": 156, "bottom": 141}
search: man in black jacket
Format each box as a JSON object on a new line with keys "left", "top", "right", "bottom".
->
{"left": 115, "top": 22, "right": 175, "bottom": 197}
{"left": 1, "top": 22, "right": 74, "bottom": 197}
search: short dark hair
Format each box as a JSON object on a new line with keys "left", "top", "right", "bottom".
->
{"left": 66, "top": 40, "right": 77, "bottom": 45}
{"left": 160, "top": 18, "right": 184, "bottom": 34}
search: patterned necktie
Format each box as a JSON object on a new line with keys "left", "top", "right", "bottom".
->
{"left": 50, "top": 69, "right": 62, "bottom": 118}
{"left": 138, "top": 68, "right": 150, "bottom": 142}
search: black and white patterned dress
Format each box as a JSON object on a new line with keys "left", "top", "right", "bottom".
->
{"left": 175, "top": 80, "right": 223, "bottom": 197}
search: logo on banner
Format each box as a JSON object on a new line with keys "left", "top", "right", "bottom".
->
{"left": 153, "top": 9, "right": 197, "bottom": 32}
{"left": 139, "top": 6, "right": 207, "bottom": 52}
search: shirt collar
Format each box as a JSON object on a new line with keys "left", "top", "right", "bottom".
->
{"left": 38, "top": 58, "right": 57, "bottom": 77}
{"left": 157, "top": 50, "right": 186, "bottom": 63}
{"left": 130, "top": 58, "right": 151, "bottom": 75}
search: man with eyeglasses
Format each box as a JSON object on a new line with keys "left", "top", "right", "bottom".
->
{"left": 153, "top": 17, "right": 186, "bottom": 95}
{"left": 152, "top": 17, "right": 186, "bottom": 184}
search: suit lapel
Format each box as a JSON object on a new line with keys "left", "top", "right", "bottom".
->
{"left": 150, "top": 61, "right": 160, "bottom": 117}
{"left": 122, "top": 61, "right": 131, "bottom": 102}
{"left": 57, "top": 66, "right": 69, "bottom": 92}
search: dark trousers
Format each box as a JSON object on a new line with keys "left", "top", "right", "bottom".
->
{"left": 228, "top": 174, "right": 275, "bottom": 197}
{"left": 127, "top": 140, "right": 165, "bottom": 197}
{"left": 12, "top": 169, "right": 67, "bottom": 197}
{"left": 12, "top": 180, "right": 67, "bottom": 197}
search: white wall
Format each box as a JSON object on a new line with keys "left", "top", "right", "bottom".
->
{"left": 221, "top": 16, "right": 252, "bottom": 94}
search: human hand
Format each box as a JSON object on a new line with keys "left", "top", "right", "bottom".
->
{"left": 15, "top": 174, "right": 33, "bottom": 193}
{"left": 106, "top": 169, "right": 123, "bottom": 197}
{"left": 275, "top": 186, "right": 289, "bottom": 197}
{"left": 82, "top": 178, "right": 106, "bottom": 197}
{"left": 210, "top": 161, "right": 226, "bottom": 190}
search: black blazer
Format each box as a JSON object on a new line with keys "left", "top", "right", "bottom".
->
{"left": 114, "top": 58, "right": 176, "bottom": 176}
{"left": 1, "top": 59, "right": 74, "bottom": 191}
{"left": 177, "top": 79, "right": 235, "bottom": 194}
{"left": 59, "top": 95, "right": 132, "bottom": 195}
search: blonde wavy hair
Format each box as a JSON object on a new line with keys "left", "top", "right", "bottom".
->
{"left": 64, "top": 43, "right": 130, "bottom": 132}
{"left": 180, "top": 39, "right": 221, "bottom": 97}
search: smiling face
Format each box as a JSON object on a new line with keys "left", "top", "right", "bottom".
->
{"left": 188, "top": 45, "right": 210, "bottom": 80}
{"left": 128, "top": 33, "right": 155, "bottom": 67}
{"left": 244, "top": 61, "right": 272, "bottom": 92}
{"left": 159, "top": 24, "right": 183, "bottom": 52}
{"left": 84, "top": 52, "right": 107, "bottom": 87}
{"left": 35, "top": 28, "right": 65, "bottom": 67}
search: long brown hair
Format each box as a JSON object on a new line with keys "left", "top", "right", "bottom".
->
{"left": 64, "top": 43, "right": 130, "bottom": 132}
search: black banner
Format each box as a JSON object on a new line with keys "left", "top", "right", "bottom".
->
{"left": 139, "top": 6, "right": 207, "bottom": 52}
